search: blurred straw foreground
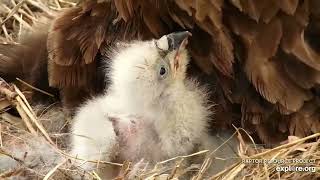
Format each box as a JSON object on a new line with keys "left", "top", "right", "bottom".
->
{"left": 0, "top": 0, "right": 319, "bottom": 179}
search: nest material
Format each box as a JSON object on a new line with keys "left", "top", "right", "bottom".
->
{"left": 0, "top": 1, "right": 319, "bottom": 179}
{"left": 0, "top": 0, "right": 78, "bottom": 43}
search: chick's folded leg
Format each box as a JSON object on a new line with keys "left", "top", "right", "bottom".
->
{"left": 70, "top": 98, "right": 118, "bottom": 174}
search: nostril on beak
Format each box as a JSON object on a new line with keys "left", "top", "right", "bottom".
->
{"left": 167, "top": 31, "right": 192, "bottom": 51}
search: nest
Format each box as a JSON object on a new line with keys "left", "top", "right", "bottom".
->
{"left": 0, "top": 1, "right": 319, "bottom": 179}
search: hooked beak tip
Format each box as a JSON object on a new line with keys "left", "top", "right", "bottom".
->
{"left": 167, "top": 31, "right": 192, "bottom": 50}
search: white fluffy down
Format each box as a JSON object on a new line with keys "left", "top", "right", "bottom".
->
{"left": 70, "top": 35, "right": 239, "bottom": 178}
{"left": 0, "top": 35, "right": 239, "bottom": 179}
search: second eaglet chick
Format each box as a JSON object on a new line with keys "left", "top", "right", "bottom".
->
{"left": 71, "top": 31, "right": 235, "bottom": 178}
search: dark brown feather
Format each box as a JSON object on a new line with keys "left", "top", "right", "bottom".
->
{"left": 0, "top": 21, "right": 58, "bottom": 103}
{"left": 47, "top": 1, "right": 110, "bottom": 88}
{"left": 3, "top": 0, "right": 318, "bottom": 146}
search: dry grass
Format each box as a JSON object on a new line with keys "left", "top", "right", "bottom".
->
{"left": 0, "top": 0, "right": 319, "bottom": 179}
{"left": 0, "top": 0, "right": 78, "bottom": 43}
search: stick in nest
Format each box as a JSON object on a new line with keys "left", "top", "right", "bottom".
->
{"left": 0, "top": 80, "right": 54, "bottom": 144}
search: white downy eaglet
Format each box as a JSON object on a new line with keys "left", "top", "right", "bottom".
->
{"left": 71, "top": 31, "right": 238, "bottom": 178}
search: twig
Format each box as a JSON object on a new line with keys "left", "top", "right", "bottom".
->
{"left": 92, "top": 171, "right": 103, "bottom": 180}
{"left": 209, "top": 130, "right": 238, "bottom": 157}
{"left": 1, "top": 4, "right": 32, "bottom": 30}
{"left": 58, "top": 0, "right": 77, "bottom": 6}
{"left": 168, "top": 158, "right": 184, "bottom": 179}
{"left": 192, "top": 157, "right": 212, "bottom": 180}
{"left": 0, "top": 86, "right": 17, "bottom": 99}
{"left": 1, "top": 23, "right": 13, "bottom": 41}
{"left": 26, "top": 0, "right": 55, "bottom": 17}
{"left": 15, "top": 102, "right": 37, "bottom": 135}
{"left": 15, "top": 95, "right": 54, "bottom": 144}
{"left": 43, "top": 159, "right": 67, "bottom": 180}
{"left": 0, "top": 0, "right": 27, "bottom": 26}
{"left": 13, "top": 85, "right": 36, "bottom": 116}
{"left": 157, "top": 150, "right": 209, "bottom": 165}
{"left": 249, "top": 133, "right": 320, "bottom": 159}
{"left": 222, "top": 163, "right": 245, "bottom": 179}
{"left": 0, "top": 168, "right": 25, "bottom": 178}
{"left": 16, "top": 78, "right": 55, "bottom": 97}
{"left": 0, "top": 147, "right": 24, "bottom": 164}
{"left": 0, "top": 124, "right": 2, "bottom": 147}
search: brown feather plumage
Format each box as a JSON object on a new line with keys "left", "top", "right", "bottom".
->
{"left": 1, "top": 0, "right": 319, "bottom": 146}
{"left": 0, "top": 21, "right": 58, "bottom": 103}
{"left": 47, "top": 1, "right": 110, "bottom": 88}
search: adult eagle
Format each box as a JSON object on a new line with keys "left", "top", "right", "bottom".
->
{"left": 1, "top": 0, "right": 319, "bottom": 146}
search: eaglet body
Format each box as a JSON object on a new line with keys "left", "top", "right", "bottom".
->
{"left": 70, "top": 32, "right": 231, "bottom": 178}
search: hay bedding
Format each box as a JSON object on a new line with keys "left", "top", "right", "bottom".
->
{"left": 0, "top": 0, "right": 319, "bottom": 179}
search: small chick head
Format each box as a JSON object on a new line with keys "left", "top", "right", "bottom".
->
{"left": 108, "top": 31, "right": 191, "bottom": 107}
{"left": 156, "top": 31, "right": 191, "bottom": 79}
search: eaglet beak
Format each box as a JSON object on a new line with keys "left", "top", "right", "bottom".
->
{"left": 156, "top": 31, "right": 191, "bottom": 73}
{"left": 169, "top": 31, "right": 191, "bottom": 73}
{"left": 166, "top": 31, "right": 191, "bottom": 51}
{"left": 157, "top": 31, "right": 191, "bottom": 51}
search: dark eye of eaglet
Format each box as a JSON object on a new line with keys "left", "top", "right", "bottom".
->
{"left": 160, "top": 66, "right": 166, "bottom": 76}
